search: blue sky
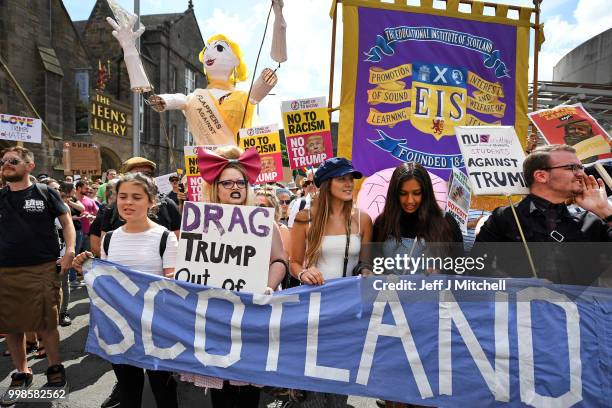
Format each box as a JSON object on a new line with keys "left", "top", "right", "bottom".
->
{"left": 64, "top": 0, "right": 611, "bottom": 127}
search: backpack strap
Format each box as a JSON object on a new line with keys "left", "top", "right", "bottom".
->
{"left": 103, "top": 230, "right": 115, "bottom": 256}
{"left": 159, "top": 230, "right": 170, "bottom": 258}
{"left": 34, "top": 183, "right": 50, "bottom": 204}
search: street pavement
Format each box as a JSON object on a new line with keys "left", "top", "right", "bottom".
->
{"left": 0, "top": 286, "right": 378, "bottom": 408}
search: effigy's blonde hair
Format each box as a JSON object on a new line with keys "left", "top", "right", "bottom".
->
{"left": 198, "top": 34, "right": 248, "bottom": 83}
{"left": 205, "top": 145, "right": 255, "bottom": 206}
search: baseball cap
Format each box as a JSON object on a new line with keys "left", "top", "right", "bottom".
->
{"left": 123, "top": 157, "right": 156, "bottom": 173}
{"left": 314, "top": 157, "right": 363, "bottom": 187}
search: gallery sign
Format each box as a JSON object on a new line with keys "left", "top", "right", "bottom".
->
{"left": 90, "top": 93, "right": 131, "bottom": 137}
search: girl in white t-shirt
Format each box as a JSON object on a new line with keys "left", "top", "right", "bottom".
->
{"left": 73, "top": 173, "right": 178, "bottom": 408}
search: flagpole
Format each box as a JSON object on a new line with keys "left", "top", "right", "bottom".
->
{"left": 328, "top": 0, "right": 339, "bottom": 125}
{"left": 529, "top": 0, "right": 542, "bottom": 148}
{"left": 132, "top": 0, "right": 141, "bottom": 157}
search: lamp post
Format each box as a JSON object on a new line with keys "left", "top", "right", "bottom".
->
{"left": 132, "top": 0, "right": 141, "bottom": 156}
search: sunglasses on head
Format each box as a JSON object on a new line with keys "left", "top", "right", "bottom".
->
{"left": 0, "top": 158, "right": 24, "bottom": 166}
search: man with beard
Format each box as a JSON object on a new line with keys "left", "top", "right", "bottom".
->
{"left": 0, "top": 146, "right": 76, "bottom": 403}
{"left": 473, "top": 144, "right": 612, "bottom": 285}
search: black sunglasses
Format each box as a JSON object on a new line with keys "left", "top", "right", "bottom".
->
{"left": 279, "top": 199, "right": 291, "bottom": 205}
{"left": 0, "top": 158, "right": 24, "bottom": 166}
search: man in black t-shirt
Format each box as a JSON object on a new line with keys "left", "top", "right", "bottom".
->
{"left": 0, "top": 146, "right": 76, "bottom": 400}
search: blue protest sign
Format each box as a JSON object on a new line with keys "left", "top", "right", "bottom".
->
{"left": 84, "top": 259, "right": 612, "bottom": 407}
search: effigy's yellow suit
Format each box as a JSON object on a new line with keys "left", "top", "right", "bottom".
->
{"left": 108, "top": 0, "right": 286, "bottom": 146}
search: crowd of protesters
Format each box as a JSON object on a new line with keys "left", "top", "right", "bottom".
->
{"left": 1, "top": 142, "right": 611, "bottom": 408}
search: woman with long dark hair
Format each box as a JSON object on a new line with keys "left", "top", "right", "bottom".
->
{"left": 374, "top": 162, "right": 462, "bottom": 408}
{"left": 290, "top": 158, "right": 373, "bottom": 285}
{"left": 373, "top": 162, "right": 463, "bottom": 276}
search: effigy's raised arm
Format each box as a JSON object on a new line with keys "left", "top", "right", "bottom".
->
{"left": 106, "top": 5, "right": 151, "bottom": 93}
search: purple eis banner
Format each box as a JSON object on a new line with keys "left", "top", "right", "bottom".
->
{"left": 351, "top": 8, "right": 518, "bottom": 180}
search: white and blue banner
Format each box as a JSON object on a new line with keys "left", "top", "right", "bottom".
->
{"left": 84, "top": 259, "right": 612, "bottom": 407}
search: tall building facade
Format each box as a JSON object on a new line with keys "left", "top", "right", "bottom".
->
{"left": 553, "top": 28, "right": 612, "bottom": 85}
{"left": 0, "top": 0, "right": 91, "bottom": 176}
{"left": 0, "top": 0, "right": 206, "bottom": 178}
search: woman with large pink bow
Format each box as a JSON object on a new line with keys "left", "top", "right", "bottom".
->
{"left": 177, "top": 145, "right": 287, "bottom": 408}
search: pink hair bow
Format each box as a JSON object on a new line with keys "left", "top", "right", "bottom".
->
{"left": 197, "top": 147, "right": 262, "bottom": 184}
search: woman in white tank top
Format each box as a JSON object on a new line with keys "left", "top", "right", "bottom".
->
{"left": 289, "top": 158, "right": 373, "bottom": 407}
{"left": 290, "top": 157, "right": 373, "bottom": 285}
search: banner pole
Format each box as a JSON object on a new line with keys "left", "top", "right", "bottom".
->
{"left": 507, "top": 194, "right": 538, "bottom": 278}
{"left": 594, "top": 162, "right": 612, "bottom": 191}
{"left": 327, "top": 0, "right": 339, "bottom": 124}
{"left": 530, "top": 0, "right": 542, "bottom": 146}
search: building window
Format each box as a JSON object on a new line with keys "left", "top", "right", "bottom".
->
{"left": 171, "top": 67, "right": 177, "bottom": 92}
{"left": 171, "top": 125, "right": 177, "bottom": 148}
{"left": 185, "top": 67, "right": 196, "bottom": 94}
{"left": 184, "top": 122, "right": 193, "bottom": 146}
{"left": 74, "top": 70, "right": 90, "bottom": 134}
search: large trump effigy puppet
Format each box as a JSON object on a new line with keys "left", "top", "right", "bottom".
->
{"left": 105, "top": 0, "right": 287, "bottom": 146}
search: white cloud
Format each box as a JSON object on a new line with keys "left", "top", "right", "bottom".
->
{"left": 193, "top": 0, "right": 339, "bottom": 128}
{"left": 188, "top": 0, "right": 610, "bottom": 128}
{"left": 536, "top": 0, "right": 611, "bottom": 79}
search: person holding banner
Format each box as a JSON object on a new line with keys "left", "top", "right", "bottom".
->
{"left": 372, "top": 162, "right": 463, "bottom": 278}
{"left": 474, "top": 144, "right": 612, "bottom": 285}
{"left": 288, "top": 157, "right": 372, "bottom": 406}
{"left": 176, "top": 145, "right": 287, "bottom": 408}
{"left": 72, "top": 173, "right": 179, "bottom": 408}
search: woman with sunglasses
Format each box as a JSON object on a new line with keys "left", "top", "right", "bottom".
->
{"left": 177, "top": 145, "right": 287, "bottom": 408}
{"left": 275, "top": 188, "right": 292, "bottom": 225}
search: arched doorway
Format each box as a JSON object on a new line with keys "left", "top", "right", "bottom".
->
{"left": 100, "top": 147, "right": 122, "bottom": 174}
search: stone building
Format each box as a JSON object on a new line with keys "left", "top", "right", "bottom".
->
{"left": 0, "top": 0, "right": 91, "bottom": 177}
{"left": 74, "top": 0, "right": 206, "bottom": 174}
{"left": 553, "top": 28, "right": 612, "bottom": 85}
{"left": 0, "top": 0, "right": 206, "bottom": 177}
